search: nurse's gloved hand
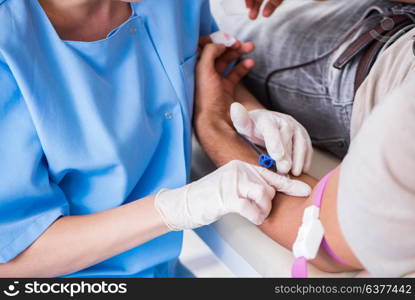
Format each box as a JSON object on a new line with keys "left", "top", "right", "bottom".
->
{"left": 230, "top": 103, "right": 313, "bottom": 176}
{"left": 154, "top": 160, "right": 311, "bottom": 230}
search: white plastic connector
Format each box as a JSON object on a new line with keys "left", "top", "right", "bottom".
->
{"left": 210, "top": 31, "right": 237, "bottom": 47}
{"left": 292, "top": 206, "right": 325, "bottom": 260}
{"left": 303, "top": 206, "right": 320, "bottom": 223}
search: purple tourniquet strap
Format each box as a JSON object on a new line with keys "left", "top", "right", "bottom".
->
{"left": 321, "top": 238, "right": 350, "bottom": 266}
{"left": 314, "top": 170, "right": 351, "bottom": 267}
{"left": 313, "top": 170, "right": 334, "bottom": 208}
{"left": 291, "top": 170, "right": 349, "bottom": 278}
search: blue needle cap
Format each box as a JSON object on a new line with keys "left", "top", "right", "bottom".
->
{"left": 237, "top": 133, "right": 278, "bottom": 172}
{"left": 258, "top": 154, "right": 276, "bottom": 170}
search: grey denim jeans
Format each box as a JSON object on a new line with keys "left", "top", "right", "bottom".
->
{"left": 211, "top": 0, "right": 410, "bottom": 158}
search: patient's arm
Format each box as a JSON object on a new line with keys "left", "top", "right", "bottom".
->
{"left": 260, "top": 166, "right": 362, "bottom": 273}
{"left": 195, "top": 85, "right": 363, "bottom": 273}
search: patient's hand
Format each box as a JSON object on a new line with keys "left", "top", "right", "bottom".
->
{"left": 245, "top": 0, "right": 330, "bottom": 19}
{"left": 194, "top": 41, "right": 255, "bottom": 125}
{"left": 246, "top": 0, "right": 282, "bottom": 19}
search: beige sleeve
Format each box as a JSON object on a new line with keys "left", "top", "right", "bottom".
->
{"left": 351, "top": 28, "right": 415, "bottom": 139}
{"left": 338, "top": 72, "right": 415, "bottom": 277}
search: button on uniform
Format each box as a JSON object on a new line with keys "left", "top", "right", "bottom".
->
{"left": 128, "top": 25, "right": 137, "bottom": 35}
{"left": 164, "top": 112, "right": 173, "bottom": 120}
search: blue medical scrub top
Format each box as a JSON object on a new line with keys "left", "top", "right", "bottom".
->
{"left": 0, "top": 0, "right": 217, "bottom": 277}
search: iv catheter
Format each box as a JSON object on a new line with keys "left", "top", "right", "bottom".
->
{"left": 237, "top": 133, "right": 278, "bottom": 172}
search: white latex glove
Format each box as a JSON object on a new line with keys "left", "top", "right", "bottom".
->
{"left": 155, "top": 160, "right": 311, "bottom": 230}
{"left": 230, "top": 103, "right": 313, "bottom": 176}
{"left": 210, "top": 31, "right": 237, "bottom": 47}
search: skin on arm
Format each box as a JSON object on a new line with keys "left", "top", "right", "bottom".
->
{"left": 0, "top": 195, "right": 170, "bottom": 277}
{"left": 196, "top": 113, "right": 361, "bottom": 273}
{"left": 260, "top": 166, "right": 363, "bottom": 272}
{"left": 246, "top": 0, "right": 330, "bottom": 19}
{"left": 194, "top": 43, "right": 363, "bottom": 273}
{"left": 235, "top": 83, "right": 264, "bottom": 111}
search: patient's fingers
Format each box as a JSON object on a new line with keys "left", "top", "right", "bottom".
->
{"left": 197, "top": 44, "right": 227, "bottom": 75}
{"left": 198, "top": 35, "right": 213, "bottom": 57}
{"left": 248, "top": 0, "right": 330, "bottom": 19}
{"left": 198, "top": 35, "right": 212, "bottom": 48}
{"left": 216, "top": 42, "right": 255, "bottom": 74}
{"left": 248, "top": 0, "right": 262, "bottom": 19}
{"left": 226, "top": 59, "right": 255, "bottom": 86}
{"left": 263, "top": 0, "right": 283, "bottom": 17}
{"left": 245, "top": 0, "right": 254, "bottom": 9}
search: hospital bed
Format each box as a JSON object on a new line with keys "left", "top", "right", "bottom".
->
{"left": 191, "top": 138, "right": 415, "bottom": 278}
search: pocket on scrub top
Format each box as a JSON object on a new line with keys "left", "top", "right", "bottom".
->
{"left": 180, "top": 53, "right": 197, "bottom": 104}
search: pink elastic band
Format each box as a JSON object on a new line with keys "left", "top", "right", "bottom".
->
{"left": 291, "top": 170, "right": 349, "bottom": 278}
{"left": 312, "top": 170, "right": 334, "bottom": 208}
{"left": 322, "top": 238, "right": 350, "bottom": 266}
{"left": 292, "top": 257, "right": 308, "bottom": 278}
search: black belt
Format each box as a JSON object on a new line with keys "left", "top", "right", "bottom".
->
{"left": 333, "top": 14, "right": 415, "bottom": 93}
{"left": 264, "top": 8, "right": 415, "bottom": 107}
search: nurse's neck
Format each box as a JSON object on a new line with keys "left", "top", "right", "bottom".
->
{"left": 38, "top": 0, "right": 133, "bottom": 42}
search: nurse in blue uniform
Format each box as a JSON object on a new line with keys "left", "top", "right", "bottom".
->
{"left": 0, "top": 0, "right": 309, "bottom": 277}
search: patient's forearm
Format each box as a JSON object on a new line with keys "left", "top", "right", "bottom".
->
{"left": 195, "top": 120, "right": 257, "bottom": 167}
{"left": 194, "top": 83, "right": 265, "bottom": 166}
{"left": 196, "top": 117, "right": 362, "bottom": 273}
{"left": 234, "top": 84, "right": 264, "bottom": 111}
